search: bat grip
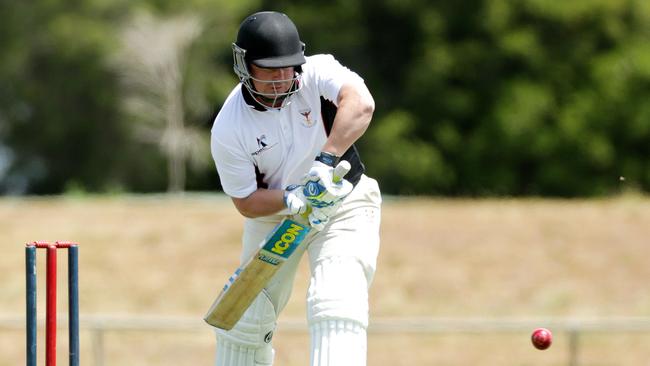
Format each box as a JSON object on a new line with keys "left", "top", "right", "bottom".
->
{"left": 332, "top": 160, "right": 351, "bottom": 183}
{"left": 300, "top": 206, "right": 313, "bottom": 219}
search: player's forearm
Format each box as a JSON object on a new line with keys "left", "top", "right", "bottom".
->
{"left": 231, "top": 189, "right": 286, "bottom": 218}
{"left": 321, "top": 83, "right": 375, "bottom": 156}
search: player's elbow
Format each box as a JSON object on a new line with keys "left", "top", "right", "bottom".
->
{"left": 237, "top": 205, "right": 261, "bottom": 219}
{"left": 340, "top": 83, "right": 374, "bottom": 116}
{"left": 355, "top": 94, "right": 374, "bottom": 132}
{"left": 231, "top": 196, "right": 258, "bottom": 218}
{"left": 352, "top": 83, "right": 375, "bottom": 126}
{"left": 237, "top": 207, "right": 257, "bottom": 219}
{"left": 360, "top": 96, "right": 375, "bottom": 122}
{"left": 360, "top": 84, "right": 375, "bottom": 114}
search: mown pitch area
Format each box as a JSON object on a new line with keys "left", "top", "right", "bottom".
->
{"left": 1, "top": 194, "right": 649, "bottom": 365}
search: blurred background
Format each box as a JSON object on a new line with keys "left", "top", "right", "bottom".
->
{"left": 2, "top": 0, "right": 649, "bottom": 196}
{"left": 1, "top": 0, "right": 649, "bottom": 365}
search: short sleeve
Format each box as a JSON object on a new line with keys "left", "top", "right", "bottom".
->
{"left": 307, "top": 54, "right": 365, "bottom": 105}
{"left": 211, "top": 125, "right": 258, "bottom": 199}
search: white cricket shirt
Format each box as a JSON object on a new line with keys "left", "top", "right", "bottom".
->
{"left": 211, "top": 54, "right": 365, "bottom": 199}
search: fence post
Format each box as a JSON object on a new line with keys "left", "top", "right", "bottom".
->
{"left": 568, "top": 328, "right": 579, "bottom": 366}
{"left": 92, "top": 327, "right": 105, "bottom": 366}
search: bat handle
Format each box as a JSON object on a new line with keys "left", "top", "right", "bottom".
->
{"left": 300, "top": 205, "right": 313, "bottom": 219}
{"left": 332, "top": 160, "right": 351, "bottom": 183}
{"left": 297, "top": 160, "right": 350, "bottom": 221}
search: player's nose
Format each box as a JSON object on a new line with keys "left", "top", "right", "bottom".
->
{"left": 273, "top": 67, "right": 292, "bottom": 80}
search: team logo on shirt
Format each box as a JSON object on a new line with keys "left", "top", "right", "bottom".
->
{"left": 251, "top": 134, "right": 277, "bottom": 156}
{"left": 299, "top": 108, "right": 315, "bottom": 127}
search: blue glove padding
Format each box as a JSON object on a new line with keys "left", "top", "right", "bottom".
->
{"left": 302, "top": 161, "right": 353, "bottom": 208}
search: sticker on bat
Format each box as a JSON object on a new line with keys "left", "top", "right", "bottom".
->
{"left": 261, "top": 220, "right": 309, "bottom": 258}
{"left": 222, "top": 267, "right": 243, "bottom": 291}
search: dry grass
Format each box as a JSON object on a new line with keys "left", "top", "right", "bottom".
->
{"left": 1, "top": 194, "right": 649, "bottom": 365}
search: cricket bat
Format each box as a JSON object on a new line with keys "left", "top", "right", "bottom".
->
{"left": 204, "top": 161, "right": 351, "bottom": 330}
{"left": 204, "top": 218, "right": 310, "bottom": 330}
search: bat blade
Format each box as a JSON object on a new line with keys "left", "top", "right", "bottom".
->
{"left": 204, "top": 218, "right": 310, "bottom": 330}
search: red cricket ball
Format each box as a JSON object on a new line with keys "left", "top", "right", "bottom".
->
{"left": 531, "top": 328, "right": 553, "bottom": 350}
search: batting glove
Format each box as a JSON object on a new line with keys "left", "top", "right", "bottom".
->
{"left": 308, "top": 204, "right": 338, "bottom": 231}
{"left": 302, "top": 159, "right": 353, "bottom": 209}
{"left": 283, "top": 184, "right": 309, "bottom": 215}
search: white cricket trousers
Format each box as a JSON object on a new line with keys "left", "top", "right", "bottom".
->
{"left": 214, "top": 174, "right": 381, "bottom": 366}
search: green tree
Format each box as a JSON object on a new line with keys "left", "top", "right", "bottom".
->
{"left": 113, "top": 11, "right": 210, "bottom": 193}
{"left": 0, "top": 0, "right": 254, "bottom": 194}
{"left": 2, "top": 0, "right": 649, "bottom": 196}
{"left": 0, "top": 1, "right": 127, "bottom": 194}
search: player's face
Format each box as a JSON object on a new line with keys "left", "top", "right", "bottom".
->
{"left": 249, "top": 64, "right": 295, "bottom": 96}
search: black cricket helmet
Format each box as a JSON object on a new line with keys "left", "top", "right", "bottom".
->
{"left": 232, "top": 11, "right": 306, "bottom": 108}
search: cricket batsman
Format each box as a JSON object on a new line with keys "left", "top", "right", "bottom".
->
{"left": 210, "top": 11, "right": 381, "bottom": 366}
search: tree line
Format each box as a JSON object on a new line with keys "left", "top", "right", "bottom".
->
{"left": 1, "top": 0, "right": 648, "bottom": 196}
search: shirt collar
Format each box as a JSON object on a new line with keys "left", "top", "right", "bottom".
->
{"left": 241, "top": 85, "right": 267, "bottom": 112}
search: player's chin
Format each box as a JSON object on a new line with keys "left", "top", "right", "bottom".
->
{"left": 257, "top": 95, "right": 288, "bottom": 108}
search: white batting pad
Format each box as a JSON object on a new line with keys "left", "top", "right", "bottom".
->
{"left": 215, "top": 292, "right": 276, "bottom": 366}
{"left": 310, "top": 319, "right": 367, "bottom": 366}
{"left": 215, "top": 338, "right": 274, "bottom": 366}
{"left": 307, "top": 257, "right": 371, "bottom": 327}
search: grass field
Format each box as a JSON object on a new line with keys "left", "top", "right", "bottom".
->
{"left": 1, "top": 194, "right": 649, "bottom": 365}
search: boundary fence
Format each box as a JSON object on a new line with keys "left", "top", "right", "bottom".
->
{"left": 2, "top": 315, "right": 650, "bottom": 365}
